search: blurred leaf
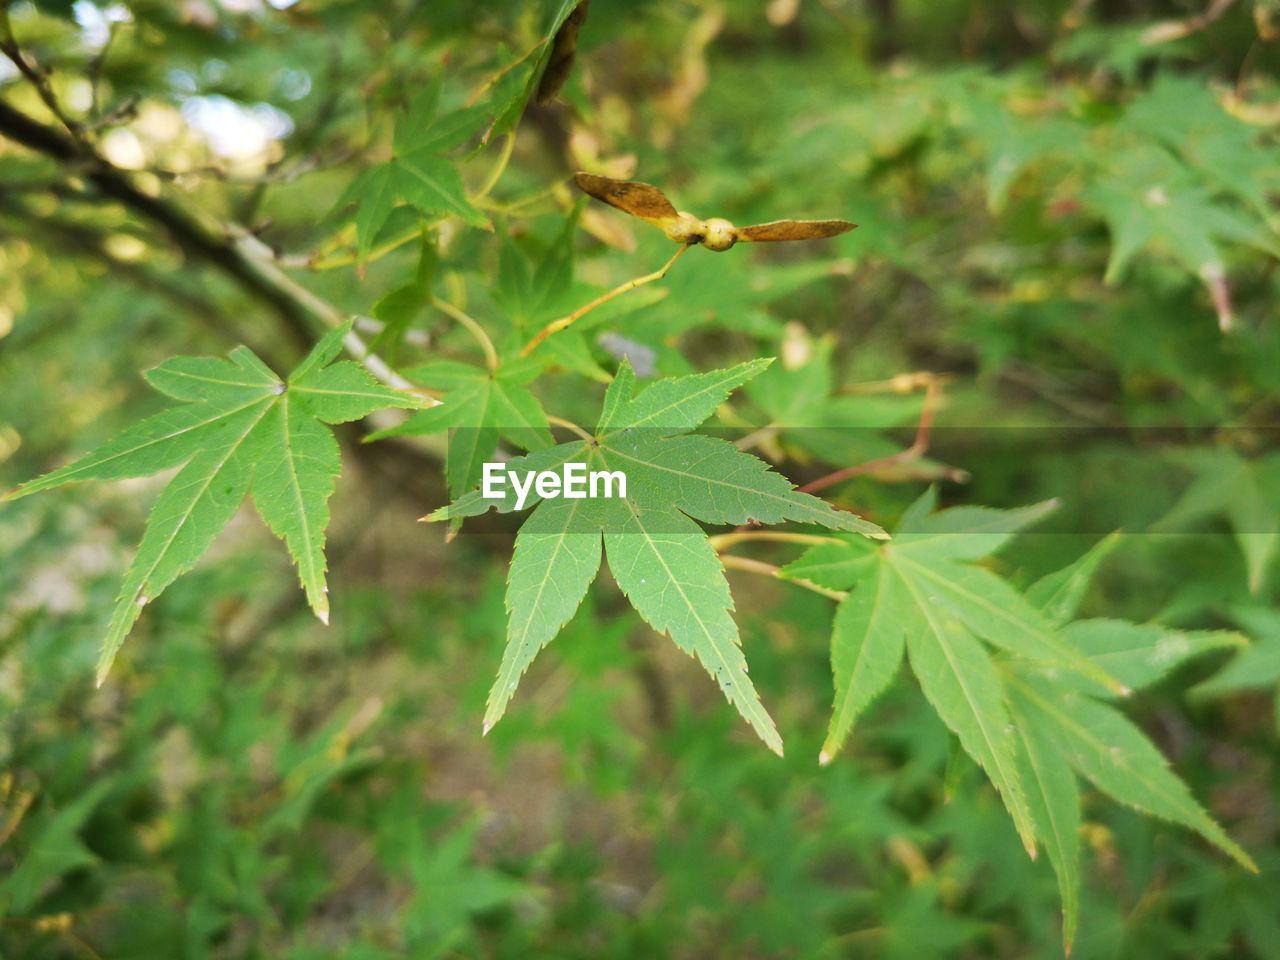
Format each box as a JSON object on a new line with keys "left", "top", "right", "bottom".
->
{"left": 1, "top": 781, "right": 112, "bottom": 914}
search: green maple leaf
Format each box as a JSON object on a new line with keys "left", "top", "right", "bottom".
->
{"left": 1015, "top": 544, "right": 1256, "bottom": 952}
{"left": 368, "top": 357, "right": 553, "bottom": 499}
{"left": 0, "top": 781, "right": 113, "bottom": 914}
{"left": 1123, "top": 75, "right": 1280, "bottom": 221}
{"left": 337, "top": 83, "right": 490, "bottom": 262}
{"left": 1054, "top": 619, "right": 1244, "bottom": 696}
{"left": 1085, "top": 145, "right": 1275, "bottom": 326}
{"left": 956, "top": 89, "right": 1084, "bottom": 213}
{"left": 784, "top": 503, "right": 1257, "bottom": 950}
{"left": 1005, "top": 665, "right": 1257, "bottom": 951}
{"left": 484, "top": 0, "right": 590, "bottom": 141}
{"left": 782, "top": 491, "right": 1126, "bottom": 764}
{"left": 1024, "top": 531, "right": 1121, "bottom": 627}
{"left": 781, "top": 492, "right": 1128, "bottom": 860}
{"left": 3, "top": 322, "right": 424, "bottom": 682}
{"left": 427, "top": 359, "right": 887, "bottom": 755}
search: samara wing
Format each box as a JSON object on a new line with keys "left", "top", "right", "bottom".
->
{"left": 573, "top": 173, "right": 680, "bottom": 224}
{"left": 736, "top": 219, "right": 856, "bottom": 242}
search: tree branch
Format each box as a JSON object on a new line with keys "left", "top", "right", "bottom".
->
{"left": 0, "top": 98, "right": 317, "bottom": 349}
{"left": 0, "top": 98, "right": 435, "bottom": 403}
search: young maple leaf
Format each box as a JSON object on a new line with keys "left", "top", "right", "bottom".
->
{"left": 783, "top": 494, "right": 1257, "bottom": 952}
{"left": 426, "top": 359, "right": 887, "bottom": 755}
{"left": 334, "top": 81, "right": 490, "bottom": 263}
{"left": 3, "top": 322, "right": 425, "bottom": 684}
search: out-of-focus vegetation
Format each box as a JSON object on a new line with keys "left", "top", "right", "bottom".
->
{"left": 2, "top": 0, "right": 1279, "bottom": 956}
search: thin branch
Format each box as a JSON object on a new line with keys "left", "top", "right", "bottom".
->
{"left": 0, "top": 8, "right": 87, "bottom": 147}
{"left": 521, "top": 245, "right": 690, "bottom": 357}
{"left": 733, "top": 424, "right": 779, "bottom": 451}
{"left": 286, "top": 219, "right": 437, "bottom": 271}
{"left": 355, "top": 314, "right": 431, "bottom": 348}
{"left": 1141, "top": 0, "right": 1238, "bottom": 44}
{"left": 799, "top": 374, "right": 961, "bottom": 493}
{"left": 0, "top": 98, "right": 434, "bottom": 403}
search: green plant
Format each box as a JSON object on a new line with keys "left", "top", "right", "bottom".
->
{"left": 2, "top": 1, "right": 1277, "bottom": 956}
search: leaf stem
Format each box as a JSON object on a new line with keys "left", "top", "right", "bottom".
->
{"left": 733, "top": 424, "right": 779, "bottom": 451}
{"left": 296, "top": 220, "right": 439, "bottom": 271}
{"left": 520, "top": 245, "right": 690, "bottom": 357}
{"left": 708, "top": 531, "right": 843, "bottom": 551}
{"left": 473, "top": 181, "right": 563, "bottom": 215}
{"left": 432, "top": 297, "right": 500, "bottom": 372}
{"left": 719, "top": 554, "right": 848, "bottom": 602}
{"left": 464, "top": 39, "right": 545, "bottom": 108}
{"left": 475, "top": 131, "right": 516, "bottom": 199}
{"left": 546, "top": 414, "right": 595, "bottom": 442}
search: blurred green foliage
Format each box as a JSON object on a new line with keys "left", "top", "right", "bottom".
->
{"left": 2, "top": 0, "right": 1280, "bottom": 957}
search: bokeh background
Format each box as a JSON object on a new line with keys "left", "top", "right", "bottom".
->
{"left": 2, "top": 1, "right": 1279, "bottom": 957}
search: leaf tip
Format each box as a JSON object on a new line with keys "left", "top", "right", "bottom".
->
{"left": 482, "top": 719, "right": 494, "bottom": 736}
{"left": 818, "top": 749, "right": 832, "bottom": 766}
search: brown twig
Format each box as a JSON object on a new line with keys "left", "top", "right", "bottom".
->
{"left": 1141, "top": 0, "right": 1238, "bottom": 44}
{"left": 798, "top": 374, "right": 955, "bottom": 494}
{"left": 0, "top": 8, "right": 88, "bottom": 148}
{"left": 520, "top": 245, "right": 689, "bottom": 357}
{"left": 0, "top": 98, "right": 432, "bottom": 402}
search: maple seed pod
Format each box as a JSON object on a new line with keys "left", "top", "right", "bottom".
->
{"left": 663, "top": 211, "right": 706, "bottom": 246}
{"left": 702, "top": 217, "right": 738, "bottom": 252}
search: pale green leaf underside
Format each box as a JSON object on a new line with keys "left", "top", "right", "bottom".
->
{"left": 600, "top": 358, "right": 772, "bottom": 438}
{"left": 248, "top": 398, "right": 342, "bottom": 624}
{"left": 1026, "top": 532, "right": 1121, "bottom": 626}
{"left": 890, "top": 498, "right": 1059, "bottom": 561}
{"left": 1060, "top": 619, "right": 1245, "bottom": 695}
